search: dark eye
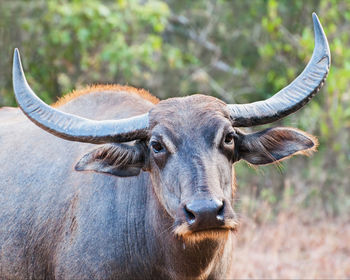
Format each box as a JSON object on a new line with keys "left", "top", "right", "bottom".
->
{"left": 224, "top": 132, "right": 235, "bottom": 145}
{"left": 151, "top": 141, "right": 164, "bottom": 153}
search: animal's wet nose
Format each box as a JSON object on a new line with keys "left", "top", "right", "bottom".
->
{"left": 184, "top": 198, "right": 225, "bottom": 231}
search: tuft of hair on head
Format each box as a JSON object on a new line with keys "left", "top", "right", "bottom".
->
{"left": 53, "top": 84, "right": 159, "bottom": 107}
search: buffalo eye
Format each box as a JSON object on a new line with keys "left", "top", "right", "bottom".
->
{"left": 224, "top": 132, "right": 235, "bottom": 145}
{"left": 151, "top": 141, "right": 164, "bottom": 154}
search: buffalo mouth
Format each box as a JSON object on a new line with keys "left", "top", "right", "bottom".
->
{"left": 173, "top": 219, "right": 239, "bottom": 243}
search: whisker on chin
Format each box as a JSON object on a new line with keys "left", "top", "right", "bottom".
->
{"left": 225, "top": 219, "right": 240, "bottom": 231}
{"left": 173, "top": 223, "right": 190, "bottom": 236}
{"left": 157, "top": 223, "right": 177, "bottom": 238}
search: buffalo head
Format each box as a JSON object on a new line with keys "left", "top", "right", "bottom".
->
{"left": 12, "top": 14, "right": 330, "bottom": 243}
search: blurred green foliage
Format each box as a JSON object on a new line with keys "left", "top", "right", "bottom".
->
{"left": 0, "top": 0, "right": 349, "bottom": 216}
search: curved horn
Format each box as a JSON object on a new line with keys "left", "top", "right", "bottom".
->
{"left": 12, "top": 49, "right": 149, "bottom": 144}
{"left": 228, "top": 13, "right": 330, "bottom": 127}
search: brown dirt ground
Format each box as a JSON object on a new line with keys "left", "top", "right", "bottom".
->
{"left": 230, "top": 212, "right": 350, "bottom": 279}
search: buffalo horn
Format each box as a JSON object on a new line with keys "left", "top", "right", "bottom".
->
{"left": 228, "top": 13, "right": 330, "bottom": 126}
{"left": 12, "top": 49, "right": 149, "bottom": 144}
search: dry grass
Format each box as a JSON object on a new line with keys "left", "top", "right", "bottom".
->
{"left": 230, "top": 211, "right": 350, "bottom": 279}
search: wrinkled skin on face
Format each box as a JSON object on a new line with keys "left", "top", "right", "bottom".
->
{"left": 78, "top": 94, "right": 316, "bottom": 244}
{"left": 147, "top": 95, "right": 238, "bottom": 241}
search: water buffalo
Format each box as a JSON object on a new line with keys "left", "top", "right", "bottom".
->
{"left": 0, "top": 13, "right": 330, "bottom": 279}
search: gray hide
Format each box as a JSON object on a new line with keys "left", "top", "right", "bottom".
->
{"left": 0, "top": 91, "right": 234, "bottom": 279}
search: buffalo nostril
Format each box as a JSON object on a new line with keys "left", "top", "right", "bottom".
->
{"left": 184, "top": 205, "right": 196, "bottom": 225}
{"left": 216, "top": 200, "right": 225, "bottom": 221}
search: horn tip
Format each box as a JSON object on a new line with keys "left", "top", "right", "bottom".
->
{"left": 312, "top": 12, "right": 322, "bottom": 32}
{"left": 312, "top": 13, "right": 323, "bottom": 34}
{"left": 13, "top": 48, "right": 20, "bottom": 61}
{"left": 311, "top": 12, "right": 331, "bottom": 64}
{"left": 13, "top": 48, "right": 22, "bottom": 70}
{"left": 12, "top": 47, "right": 27, "bottom": 101}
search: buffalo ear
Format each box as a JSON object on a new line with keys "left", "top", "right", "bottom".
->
{"left": 236, "top": 127, "right": 317, "bottom": 165}
{"left": 75, "top": 141, "right": 148, "bottom": 177}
